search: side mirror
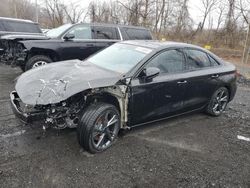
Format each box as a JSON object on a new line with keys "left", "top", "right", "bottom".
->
{"left": 63, "top": 33, "right": 75, "bottom": 40}
{"left": 140, "top": 67, "right": 160, "bottom": 81}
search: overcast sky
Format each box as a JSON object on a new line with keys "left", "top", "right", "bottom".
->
{"left": 34, "top": 0, "right": 211, "bottom": 27}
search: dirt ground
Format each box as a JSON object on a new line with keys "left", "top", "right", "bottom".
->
{"left": 0, "top": 64, "right": 250, "bottom": 188}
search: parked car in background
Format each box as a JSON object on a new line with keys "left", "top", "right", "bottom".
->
{"left": 10, "top": 41, "right": 237, "bottom": 153}
{"left": 0, "top": 17, "right": 47, "bottom": 68}
{"left": 14, "top": 23, "right": 152, "bottom": 71}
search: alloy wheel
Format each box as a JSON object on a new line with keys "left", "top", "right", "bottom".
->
{"left": 91, "top": 110, "right": 119, "bottom": 150}
{"left": 212, "top": 89, "right": 228, "bottom": 115}
{"left": 32, "top": 61, "right": 47, "bottom": 68}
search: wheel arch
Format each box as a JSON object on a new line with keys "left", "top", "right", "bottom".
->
{"left": 84, "top": 86, "right": 129, "bottom": 129}
{"left": 28, "top": 48, "right": 60, "bottom": 62}
{"left": 223, "top": 83, "right": 236, "bottom": 102}
{"left": 87, "top": 92, "right": 121, "bottom": 113}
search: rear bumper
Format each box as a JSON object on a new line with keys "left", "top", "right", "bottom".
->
{"left": 10, "top": 91, "right": 45, "bottom": 123}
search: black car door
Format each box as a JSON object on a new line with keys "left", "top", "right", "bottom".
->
{"left": 181, "top": 48, "right": 221, "bottom": 111}
{"left": 92, "top": 26, "right": 120, "bottom": 52}
{"left": 60, "top": 25, "right": 96, "bottom": 60}
{"left": 130, "top": 49, "right": 188, "bottom": 125}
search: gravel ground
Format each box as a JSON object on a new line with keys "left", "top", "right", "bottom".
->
{"left": 0, "top": 64, "right": 250, "bottom": 188}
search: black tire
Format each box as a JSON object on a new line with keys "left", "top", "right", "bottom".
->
{"left": 25, "top": 55, "right": 52, "bottom": 71}
{"left": 77, "top": 103, "right": 120, "bottom": 153}
{"left": 206, "top": 87, "right": 229, "bottom": 116}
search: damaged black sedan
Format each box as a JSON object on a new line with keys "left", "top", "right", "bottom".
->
{"left": 10, "top": 41, "right": 237, "bottom": 153}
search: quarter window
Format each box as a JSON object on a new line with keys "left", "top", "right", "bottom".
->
{"left": 67, "top": 25, "right": 92, "bottom": 39}
{"left": 208, "top": 55, "right": 220, "bottom": 66}
{"left": 185, "top": 49, "right": 211, "bottom": 69}
{"left": 146, "top": 49, "right": 185, "bottom": 74}
{"left": 124, "top": 28, "right": 152, "bottom": 40}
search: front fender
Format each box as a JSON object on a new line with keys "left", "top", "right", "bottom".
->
{"left": 19, "top": 40, "right": 61, "bottom": 51}
{"left": 19, "top": 40, "right": 62, "bottom": 61}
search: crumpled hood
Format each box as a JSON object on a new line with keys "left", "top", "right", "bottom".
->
{"left": 15, "top": 60, "right": 122, "bottom": 105}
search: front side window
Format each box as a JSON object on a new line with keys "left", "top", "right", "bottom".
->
{"left": 185, "top": 49, "right": 211, "bottom": 70}
{"left": 47, "top": 24, "right": 72, "bottom": 38}
{"left": 67, "top": 25, "right": 92, "bottom": 39}
{"left": 145, "top": 49, "right": 185, "bottom": 74}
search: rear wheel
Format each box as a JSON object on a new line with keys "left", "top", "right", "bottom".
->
{"left": 25, "top": 55, "right": 52, "bottom": 71}
{"left": 77, "top": 103, "right": 120, "bottom": 153}
{"left": 206, "top": 87, "right": 229, "bottom": 116}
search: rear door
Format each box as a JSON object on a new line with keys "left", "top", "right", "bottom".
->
{"left": 181, "top": 48, "right": 221, "bottom": 111}
{"left": 60, "top": 25, "right": 96, "bottom": 60}
{"left": 92, "top": 26, "right": 120, "bottom": 52}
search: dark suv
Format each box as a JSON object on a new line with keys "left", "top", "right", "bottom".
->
{"left": 15, "top": 23, "right": 152, "bottom": 71}
{"left": 0, "top": 17, "right": 46, "bottom": 65}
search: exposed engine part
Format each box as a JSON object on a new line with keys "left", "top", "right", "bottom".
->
{"left": 42, "top": 93, "right": 85, "bottom": 129}
{"left": 0, "top": 40, "right": 27, "bottom": 66}
{"left": 65, "top": 115, "right": 79, "bottom": 128}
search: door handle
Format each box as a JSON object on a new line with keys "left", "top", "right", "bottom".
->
{"left": 211, "top": 74, "right": 219, "bottom": 78}
{"left": 86, "top": 44, "right": 94, "bottom": 47}
{"left": 177, "top": 80, "right": 187, "bottom": 84}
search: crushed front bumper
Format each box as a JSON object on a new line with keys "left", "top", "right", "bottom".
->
{"left": 10, "top": 91, "right": 46, "bottom": 123}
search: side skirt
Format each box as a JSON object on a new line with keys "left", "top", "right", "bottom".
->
{"left": 129, "top": 105, "right": 206, "bottom": 129}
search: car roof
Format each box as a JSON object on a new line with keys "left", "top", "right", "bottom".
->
{"left": 0, "top": 17, "right": 35, "bottom": 23}
{"left": 73, "top": 22, "right": 150, "bottom": 30}
{"left": 121, "top": 40, "right": 205, "bottom": 50}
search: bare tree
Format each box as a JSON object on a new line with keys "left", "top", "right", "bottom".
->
{"left": 237, "top": 0, "right": 250, "bottom": 63}
{"left": 173, "top": 0, "right": 193, "bottom": 40}
{"left": 64, "top": 2, "right": 87, "bottom": 24}
{"left": 0, "top": 0, "right": 11, "bottom": 17}
{"left": 88, "top": 1, "right": 112, "bottom": 23}
{"left": 44, "top": 0, "right": 65, "bottom": 27}
{"left": 215, "top": 4, "right": 225, "bottom": 32}
{"left": 198, "top": 0, "right": 218, "bottom": 32}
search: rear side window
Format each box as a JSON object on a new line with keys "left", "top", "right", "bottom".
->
{"left": 123, "top": 28, "right": 152, "bottom": 40}
{"left": 146, "top": 49, "right": 185, "bottom": 74}
{"left": 185, "top": 49, "right": 211, "bottom": 70}
{"left": 92, "top": 26, "right": 119, "bottom": 40}
{"left": 3, "top": 21, "right": 41, "bottom": 33}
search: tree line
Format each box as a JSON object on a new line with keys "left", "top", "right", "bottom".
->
{"left": 0, "top": 0, "right": 250, "bottom": 58}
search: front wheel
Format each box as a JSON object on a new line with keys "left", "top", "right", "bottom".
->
{"left": 77, "top": 103, "right": 120, "bottom": 153}
{"left": 206, "top": 87, "right": 229, "bottom": 116}
{"left": 25, "top": 55, "right": 52, "bottom": 71}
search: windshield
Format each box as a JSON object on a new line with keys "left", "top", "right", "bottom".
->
{"left": 46, "top": 24, "right": 72, "bottom": 38}
{"left": 87, "top": 43, "right": 152, "bottom": 74}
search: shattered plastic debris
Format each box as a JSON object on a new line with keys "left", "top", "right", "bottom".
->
{"left": 237, "top": 135, "right": 250, "bottom": 142}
